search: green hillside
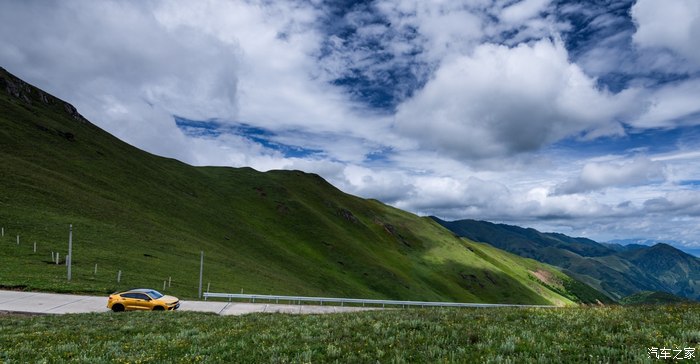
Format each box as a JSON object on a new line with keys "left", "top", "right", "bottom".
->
{"left": 0, "top": 67, "right": 597, "bottom": 305}
{"left": 433, "top": 217, "right": 700, "bottom": 301}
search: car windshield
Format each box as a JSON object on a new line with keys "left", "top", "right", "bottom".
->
{"left": 147, "top": 290, "right": 164, "bottom": 299}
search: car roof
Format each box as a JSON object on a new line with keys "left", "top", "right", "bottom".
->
{"left": 122, "top": 288, "right": 156, "bottom": 294}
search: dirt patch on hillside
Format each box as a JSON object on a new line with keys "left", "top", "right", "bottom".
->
{"left": 530, "top": 269, "right": 563, "bottom": 288}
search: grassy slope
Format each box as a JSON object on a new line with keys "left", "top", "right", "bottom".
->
{"left": 0, "top": 67, "right": 581, "bottom": 304}
{"left": 1, "top": 306, "right": 699, "bottom": 363}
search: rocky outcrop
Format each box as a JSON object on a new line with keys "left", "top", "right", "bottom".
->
{"left": 0, "top": 66, "right": 89, "bottom": 124}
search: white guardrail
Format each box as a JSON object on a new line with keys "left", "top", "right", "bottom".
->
{"left": 203, "top": 292, "right": 555, "bottom": 309}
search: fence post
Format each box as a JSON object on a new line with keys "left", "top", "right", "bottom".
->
{"left": 33, "top": 242, "right": 37, "bottom": 253}
{"left": 94, "top": 264, "right": 97, "bottom": 275}
{"left": 117, "top": 270, "right": 122, "bottom": 283}
{"left": 67, "top": 224, "right": 72, "bottom": 282}
{"left": 56, "top": 252, "right": 60, "bottom": 265}
{"left": 16, "top": 235, "right": 19, "bottom": 245}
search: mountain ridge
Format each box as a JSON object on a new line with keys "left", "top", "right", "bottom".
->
{"left": 433, "top": 217, "right": 700, "bottom": 301}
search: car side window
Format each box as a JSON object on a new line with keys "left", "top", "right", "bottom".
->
{"left": 134, "top": 293, "right": 150, "bottom": 300}
{"left": 122, "top": 292, "right": 150, "bottom": 300}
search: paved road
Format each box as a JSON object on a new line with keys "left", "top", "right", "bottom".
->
{"left": 0, "top": 290, "right": 377, "bottom": 316}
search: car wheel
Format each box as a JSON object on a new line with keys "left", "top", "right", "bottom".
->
{"left": 111, "top": 304, "right": 125, "bottom": 312}
{"left": 153, "top": 306, "right": 165, "bottom": 311}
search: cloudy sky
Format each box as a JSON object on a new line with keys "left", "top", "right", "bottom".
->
{"left": 2, "top": 0, "right": 700, "bottom": 252}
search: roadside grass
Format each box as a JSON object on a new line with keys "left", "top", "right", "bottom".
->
{"left": 1, "top": 305, "right": 698, "bottom": 363}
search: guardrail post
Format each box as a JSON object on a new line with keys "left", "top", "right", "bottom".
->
{"left": 198, "top": 251, "right": 204, "bottom": 299}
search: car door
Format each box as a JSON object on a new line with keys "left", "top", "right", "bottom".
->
{"left": 120, "top": 293, "right": 139, "bottom": 310}
{"left": 121, "top": 292, "right": 151, "bottom": 310}
{"left": 131, "top": 293, "right": 153, "bottom": 310}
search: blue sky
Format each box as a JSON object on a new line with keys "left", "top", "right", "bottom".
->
{"left": 2, "top": 0, "right": 700, "bottom": 252}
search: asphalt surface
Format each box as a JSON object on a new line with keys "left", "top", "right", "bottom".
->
{"left": 0, "top": 290, "right": 378, "bottom": 316}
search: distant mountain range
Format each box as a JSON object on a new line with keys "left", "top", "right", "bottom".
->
{"left": 433, "top": 218, "right": 700, "bottom": 301}
{"left": 606, "top": 239, "right": 700, "bottom": 258}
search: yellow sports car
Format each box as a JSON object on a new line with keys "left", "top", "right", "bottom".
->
{"left": 107, "top": 288, "right": 180, "bottom": 312}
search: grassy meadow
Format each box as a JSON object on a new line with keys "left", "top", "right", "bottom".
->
{"left": 1, "top": 305, "right": 699, "bottom": 363}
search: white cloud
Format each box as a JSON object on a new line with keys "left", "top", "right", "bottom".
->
{"left": 500, "top": 0, "right": 551, "bottom": 24}
{"left": 626, "top": 0, "right": 700, "bottom": 140}
{"left": 632, "top": 79, "right": 700, "bottom": 128}
{"left": 643, "top": 190, "right": 700, "bottom": 216}
{"left": 555, "top": 157, "right": 666, "bottom": 194}
{"left": 398, "top": 176, "right": 511, "bottom": 213}
{"left": 632, "top": 0, "right": 700, "bottom": 68}
{"left": 339, "top": 165, "right": 416, "bottom": 203}
{"left": 376, "top": 0, "right": 486, "bottom": 61}
{"left": 395, "top": 38, "right": 629, "bottom": 159}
